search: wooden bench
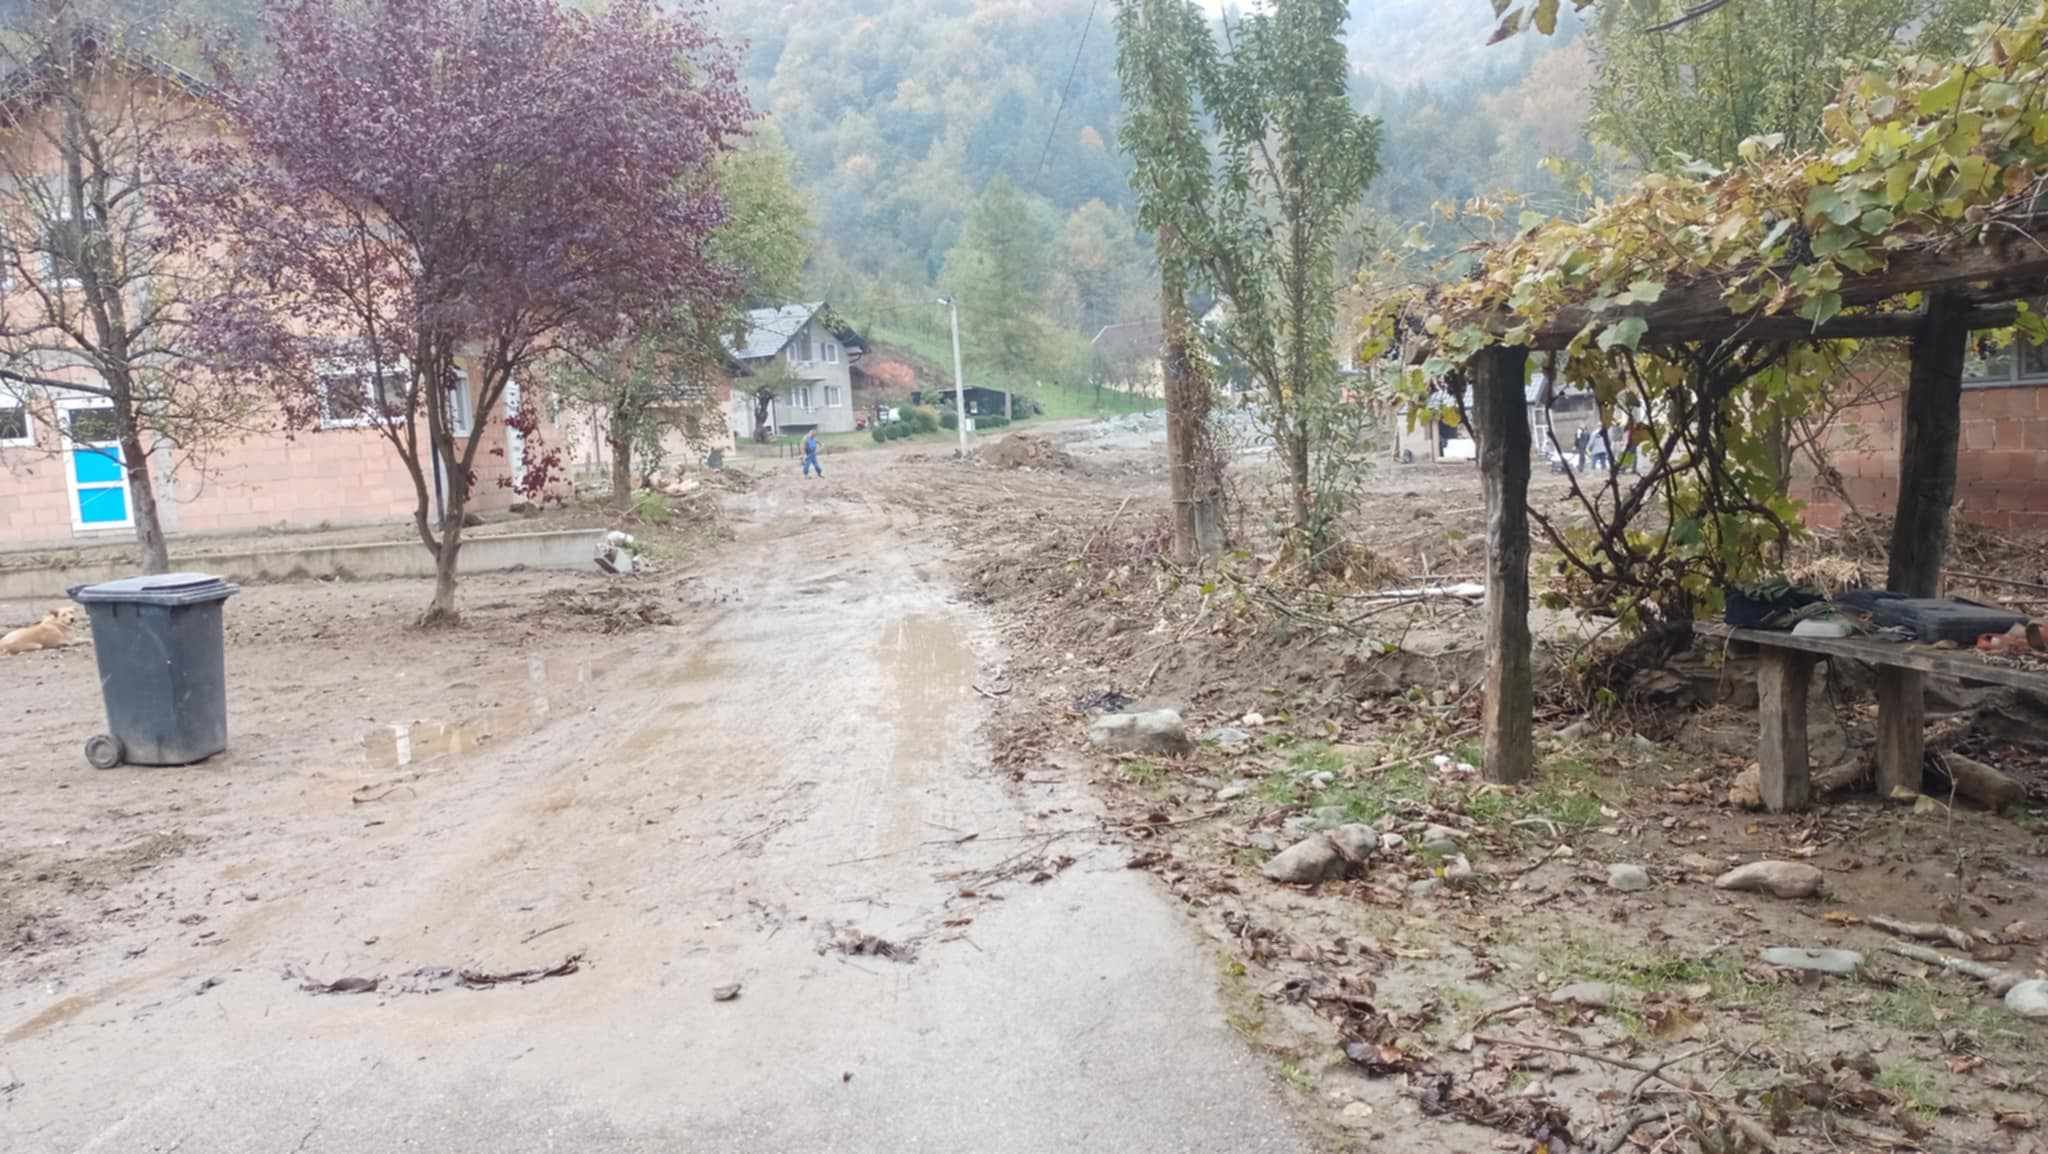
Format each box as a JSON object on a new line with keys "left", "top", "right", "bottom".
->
{"left": 1694, "top": 621, "right": 2048, "bottom": 812}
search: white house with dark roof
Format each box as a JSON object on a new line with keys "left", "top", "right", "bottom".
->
{"left": 724, "top": 302, "right": 862, "bottom": 437}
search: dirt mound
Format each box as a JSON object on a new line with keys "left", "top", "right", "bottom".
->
{"left": 982, "top": 433, "right": 1073, "bottom": 471}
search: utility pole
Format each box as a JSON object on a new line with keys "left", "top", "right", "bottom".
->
{"left": 938, "top": 295, "right": 967, "bottom": 453}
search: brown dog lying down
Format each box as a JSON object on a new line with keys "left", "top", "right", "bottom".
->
{"left": 1, "top": 606, "right": 77, "bottom": 654}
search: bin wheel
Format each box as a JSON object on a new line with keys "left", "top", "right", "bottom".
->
{"left": 85, "top": 733, "right": 123, "bottom": 770}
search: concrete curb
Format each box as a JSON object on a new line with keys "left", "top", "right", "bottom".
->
{"left": 0, "top": 528, "right": 610, "bottom": 600}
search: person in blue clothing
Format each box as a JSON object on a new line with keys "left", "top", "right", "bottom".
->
{"left": 801, "top": 430, "right": 822, "bottom": 478}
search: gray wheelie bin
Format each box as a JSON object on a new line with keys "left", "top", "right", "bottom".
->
{"left": 68, "top": 573, "right": 238, "bottom": 768}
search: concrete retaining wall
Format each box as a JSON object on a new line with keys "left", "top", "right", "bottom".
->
{"left": 0, "top": 529, "right": 608, "bottom": 600}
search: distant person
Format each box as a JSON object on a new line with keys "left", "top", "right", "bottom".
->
{"left": 802, "top": 430, "right": 822, "bottom": 479}
{"left": 1573, "top": 425, "right": 1590, "bottom": 471}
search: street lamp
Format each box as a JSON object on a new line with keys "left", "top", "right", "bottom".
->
{"left": 937, "top": 295, "right": 967, "bottom": 454}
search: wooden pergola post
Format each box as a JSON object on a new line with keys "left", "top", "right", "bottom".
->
{"left": 1472, "top": 345, "right": 1533, "bottom": 784}
{"left": 1875, "top": 291, "right": 1968, "bottom": 797}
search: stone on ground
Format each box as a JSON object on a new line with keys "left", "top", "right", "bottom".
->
{"left": 1760, "top": 947, "right": 1861, "bottom": 976}
{"left": 1607, "top": 863, "right": 1651, "bottom": 892}
{"left": 1086, "top": 709, "right": 1192, "bottom": 757}
{"left": 1419, "top": 823, "right": 1462, "bottom": 853}
{"left": 2004, "top": 979, "right": 2048, "bottom": 1019}
{"left": 1214, "top": 783, "right": 1249, "bottom": 802}
{"left": 1714, "top": 860, "right": 1824, "bottom": 899}
{"left": 1551, "top": 981, "right": 1615, "bottom": 1009}
{"left": 1202, "top": 726, "right": 1253, "bottom": 750}
{"left": 1261, "top": 824, "right": 1378, "bottom": 884}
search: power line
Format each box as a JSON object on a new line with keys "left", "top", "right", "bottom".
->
{"left": 1034, "top": 0, "right": 1101, "bottom": 180}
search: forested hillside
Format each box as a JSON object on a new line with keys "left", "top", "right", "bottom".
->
{"left": 74, "top": 0, "right": 1602, "bottom": 387}
{"left": 714, "top": 0, "right": 1595, "bottom": 385}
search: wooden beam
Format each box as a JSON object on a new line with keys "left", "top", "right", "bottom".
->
{"left": 1626, "top": 304, "right": 2016, "bottom": 347}
{"left": 1871, "top": 291, "right": 1968, "bottom": 798}
{"left": 1504, "top": 224, "right": 2048, "bottom": 351}
{"left": 1889, "top": 292, "right": 1967, "bottom": 597}
{"left": 1473, "top": 345, "right": 1533, "bottom": 784}
{"left": 1698, "top": 623, "right": 2048, "bottom": 689}
{"left": 1757, "top": 648, "right": 1817, "bottom": 813}
{"left": 1876, "top": 670, "right": 1926, "bottom": 799}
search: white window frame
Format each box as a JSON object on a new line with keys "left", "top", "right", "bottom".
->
{"left": 1964, "top": 331, "right": 2048, "bottom": 390}
{"left": 317, "top": 359, "right": 409, "bottom": 429}
{"left": 0, "top": 390, "right": 33, "bottom": 447}
{"left": 823, "top": 341, "right": 838, "bottom": 364}
{"left": 56, "top": 393, "right": 132, "bottom": 532}
{"left": 786, "top": 384, "right": 813, "bottom": 411}
{"left": 824, "top": 384, "right": 842, "bottom": 408}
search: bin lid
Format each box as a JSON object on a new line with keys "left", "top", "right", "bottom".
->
{"left": 70, "top": 572, "right": 239, "bottom": 606}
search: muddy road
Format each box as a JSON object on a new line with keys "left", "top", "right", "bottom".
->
{"left": 0, "top": 451, "right": 1308, "bottom": 1153}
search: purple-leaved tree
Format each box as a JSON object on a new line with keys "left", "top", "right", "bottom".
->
{"left": 176, "top": 0, "right": 747, "bottom": 623}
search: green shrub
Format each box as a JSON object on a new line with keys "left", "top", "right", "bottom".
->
{"left": 889, "top": 421, "right": 910, "bottom": 440}
{"left": 940, "top": 410, "right": 958, "bottom": 430}
{"left": 631, "top": 488, "right": 672, "bottom": 525}
{"left": 906, "top": 407, "right": 939, "bottom": 433}
{"left": 980, "top": 414, "right": 1009, "bottom": 429}
{"left": 870, "top": 425, "right": 886, "bottom": 443}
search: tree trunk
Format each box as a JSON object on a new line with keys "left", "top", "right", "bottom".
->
{"left": 1473, "top": 346, "right": 1533, "bottom": 784}
{"left": 1294, "top": 413, "right": 1312, "bottom": 540}
{"left": 609, "top": 435, "right": 633, "bottom": 510}
{"left": 422, "top": 427, "right": 467, "bottom": 626}
{"left": 121, "top": 429, "right": 170, "bottom": 574}
{"left": 425, "top": 522, "right": 461, "bottom": 625}
{"left": 1160, "top": 225, "right": 1199, "bottom": 564}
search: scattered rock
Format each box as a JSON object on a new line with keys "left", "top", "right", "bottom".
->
{"left": 1261, "top": 824, "right": 1379, "bottom": 884}
{"left": 1086, "top": 709, "right": 1193, "bottom": 757}
{"left": 1551, "top": 981, "right": 1614, "bottom": 1009}
{"left": 1555, "top": 719, "right": 1592, "bottom": 740}
{"left": 1442, "top": 854, "right": 1476, "bottom": 885}
{"left": 1247, "top": 832, "right": 1279, "bottom": 853}
{"left": 1728, "top": 765, "right": 1763, "bottom": 810}
{"left": 1202, "top": 726, "right": 1254, "bottom": 751}
{"left": 1340, "top": 1102, "right": 1374, "bottom": 1126}
{"left": 1607, "top": 863, "right": 1652, "bottom": 893}
{"left": 1677, "top": 853, "right": 1719, "bottom": 874}
{"left": 1934, "top": 752, "right": 2026, "bottom": 810}
{"left": 1714, "top": 860, "right": 1824, "bottom": 899}
{"left": 1420, "top": 823, "right": 1462, "bottom": 853}
{"left": 1408, "top": 878, "right": 1441, "bottom": 898}
{"left": 712, "top": 982, "right": 742, "bottom": 1002}
{"left": 1379, "top": 832, "right": 1407, "bottom": 852}
{"left": 2004, "top": 979, "right": 2048, "bottom": 1019}
{"left": 1328, "top": 824, "right": 1379, "bottom": 858}
{"left": 1309, "top": 770, "right": 1336, "bottom": 789}
{"left": 1214, "top": 783, "right": 1249, "bottom": 802}
{"left": 1760, "top": 947, "right": 1862, "bottom": 976}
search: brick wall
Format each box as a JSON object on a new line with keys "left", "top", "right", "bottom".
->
{"left": 0, "top": 382, "right": 565, "bottom": 551}
{"left": 1800, "top": 378, "right": 2048, "bottom": 532}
